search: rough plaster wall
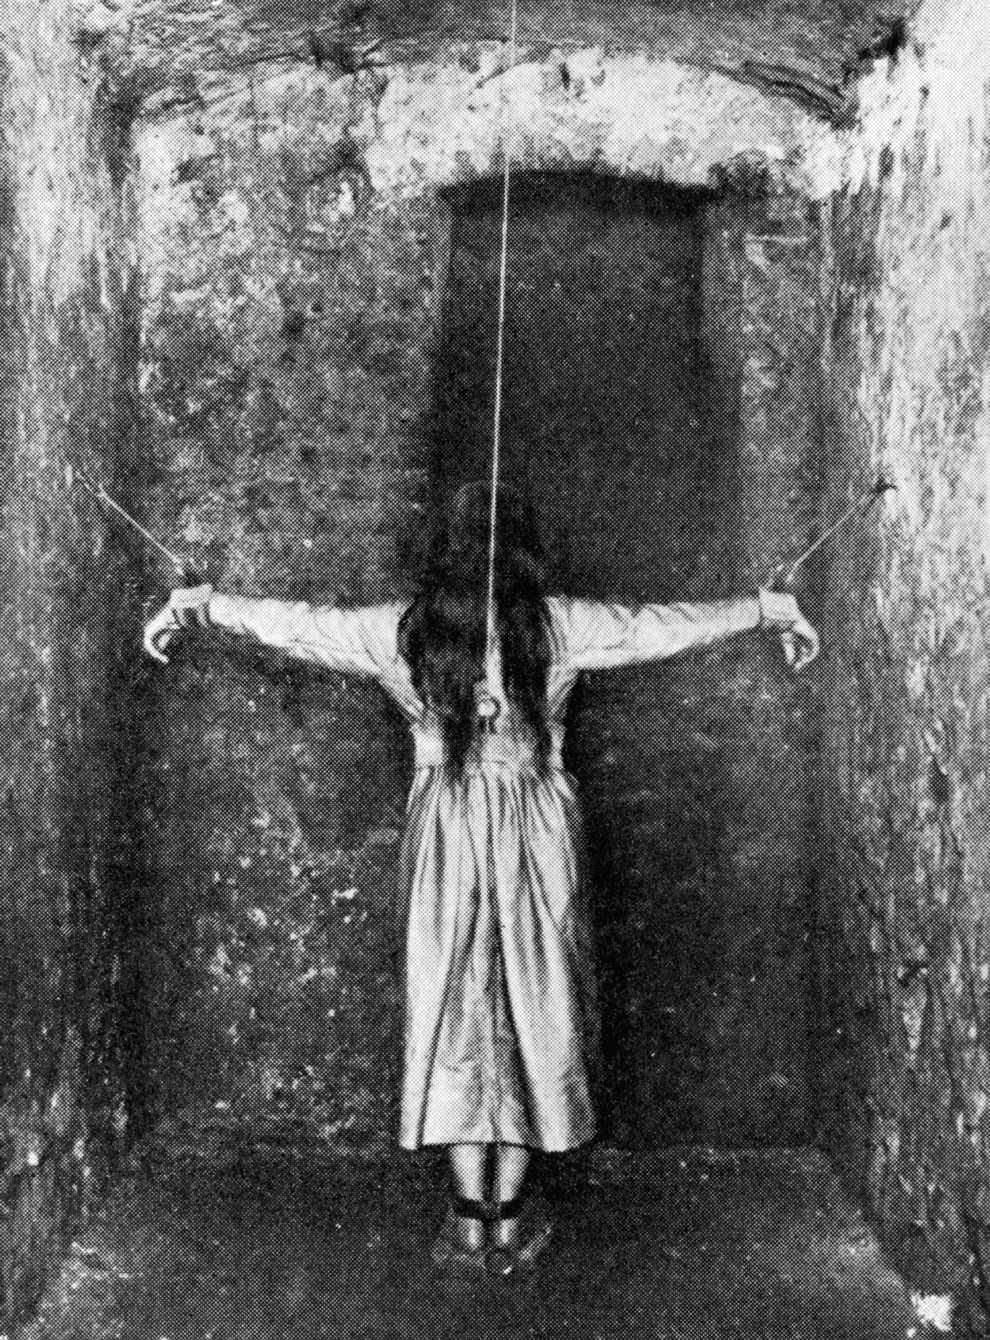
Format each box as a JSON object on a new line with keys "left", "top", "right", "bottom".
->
{"left": 821, "top": 2, "right": 990, "bottom": 1326}
{"left": 133, "top": 70, "right": 434, "bottom": 1146}
{"left": 366, "top": 51, "right": 842, "bottom": 197}
{"left": 97, "top": 0, "right": 920, "bottom": 124}
{"left": 131, "top": 47, "right": 839, "bottom": 1146}
{"left": 0, "top": 4, "right": 132, "bottom": 1323}
{"left": 693, "top": 185, "right": 826, "bottom": 1143}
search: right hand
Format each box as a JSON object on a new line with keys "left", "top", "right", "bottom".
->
{"left": 143, "top": 584, "right": 214, "bottom": 663}
{"left": 757, "top": 589, "right": 820, "bottom": 671}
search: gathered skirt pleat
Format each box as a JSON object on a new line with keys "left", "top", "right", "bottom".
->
{"left": 396, "top": 763, "right": 599, "bottom": 1152}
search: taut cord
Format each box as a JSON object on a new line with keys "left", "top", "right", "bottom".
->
{"left": 68, "top": 466, "right": 188, "bottom": 579}
{"left": 483, "top": 0, "right": 519, "bottom": 674}
{"left": 769, "top": 476, "right": 896, "bottom": 588}
{"left": 483, "top": 0, "right": 519, "bottom": 1236}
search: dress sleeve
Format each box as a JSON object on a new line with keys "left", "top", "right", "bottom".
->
{"left": 550, "top": 595, "right": 761, "bottom": 673}
{"left": 206, "top": 593, "right": 405, "bottom": 679}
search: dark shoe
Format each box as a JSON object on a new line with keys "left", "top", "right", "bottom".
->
{"left": 431, "top": 1200, "right": 488, "bottom": 1276}
{"left": 488, "top": 1197, "right": 553, "bottom": 1277}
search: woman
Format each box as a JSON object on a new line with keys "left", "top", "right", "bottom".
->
{"left": 143, "top": 482, "right": 819, "bottom": 1276}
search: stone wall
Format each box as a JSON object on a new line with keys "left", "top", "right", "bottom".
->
{"left": 0, "top": 4, "right": 134, "bottom": 1324}
{"left": 14, "top": 0, "right": 990, "bottom": 1326}
{"left": 118, "top": 0, "right": 899, "bottom": 126}
{"left": 692, "top": 181, "right": 828, "bottom": 1144}
{"left": 818, "top": 2, "right": 990, "bottom": 1328}
{"left": 132, "top": 71, "right": 436, "bottom": 1143}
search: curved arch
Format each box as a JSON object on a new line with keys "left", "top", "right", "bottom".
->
{"left": 367, "top": 48, "right": 843, "bottom": 200}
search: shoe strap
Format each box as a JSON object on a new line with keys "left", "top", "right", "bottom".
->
{"left": 451, "top": 1194, "right": 526, "bottom": 1222}
{"left": 451, "top": 1195, "right": 490, "bottom": 1221}
{"left": 491, "top": 1196, "right": 524, "bottom": 1221}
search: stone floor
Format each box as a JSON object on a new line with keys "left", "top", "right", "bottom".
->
{"left": 26, "top": 1125, "right": 928, "bottom": 1340}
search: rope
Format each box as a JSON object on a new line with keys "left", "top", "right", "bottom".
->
{"left": 483, "top": 0, "right": 519, "bottom": 673}
{"left": 485, "top": 0, "right": 519, "bottom": 1238}
{"left": 74, "top": 472, "right": 186, "bottom": 576}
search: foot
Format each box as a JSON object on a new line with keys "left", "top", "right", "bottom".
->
{"left": 431, "top": 1202, "right": 488, "bottom": 1275}
{"left": 489, "top": 1198, "right": 552, "bottom": 1277}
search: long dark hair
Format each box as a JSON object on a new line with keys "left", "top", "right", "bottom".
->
{"left": 398, "top": 482, "right": 551, "bottom": 773}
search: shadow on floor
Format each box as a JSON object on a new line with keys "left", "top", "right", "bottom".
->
{"left": 27, "top": 1128, "right": 921, "bottom": 1340}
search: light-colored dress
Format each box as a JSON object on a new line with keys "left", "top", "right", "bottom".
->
{"left": 208, "top": 592, "right": 760, "bottom": 1151}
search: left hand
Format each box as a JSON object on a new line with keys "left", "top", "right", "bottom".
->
{"left": 143, "top": 584, "right": 214, "bottom": 663}
{"left": 757, "top": 589, "right": 820, "bottom": 671}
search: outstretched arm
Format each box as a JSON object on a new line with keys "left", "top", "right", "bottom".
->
{"left": 553, "top": 589, "right": 819, "bottom": 674}
{"left": 142, "top": 584, "right": 404, "bottom": 678}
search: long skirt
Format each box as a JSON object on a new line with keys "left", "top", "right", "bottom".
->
{"left": 396, "top": 762, "right": 599, "bottom": 1151}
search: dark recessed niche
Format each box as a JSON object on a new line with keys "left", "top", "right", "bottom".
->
{"left": 428, "top": 169, "right": 819, "bottom": 1146}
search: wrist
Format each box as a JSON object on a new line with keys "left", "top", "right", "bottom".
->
{"left": 205, "top": 590, "right": 237, "bottom": 629}
{"left": 170, "top": 583, "right": 215, "bottom": 628}
{"left": 758, "top": 588, "right": 797, "bottom": 628}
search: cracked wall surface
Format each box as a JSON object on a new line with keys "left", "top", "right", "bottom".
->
{"left": 0, "top": 1, "right": 136, "bottom": 1323}
{"left": 818, "top": 3, "right": 990, "bottom": 1330}
{"left": 88, "top": 0, "right": 920, "bottom": 123}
